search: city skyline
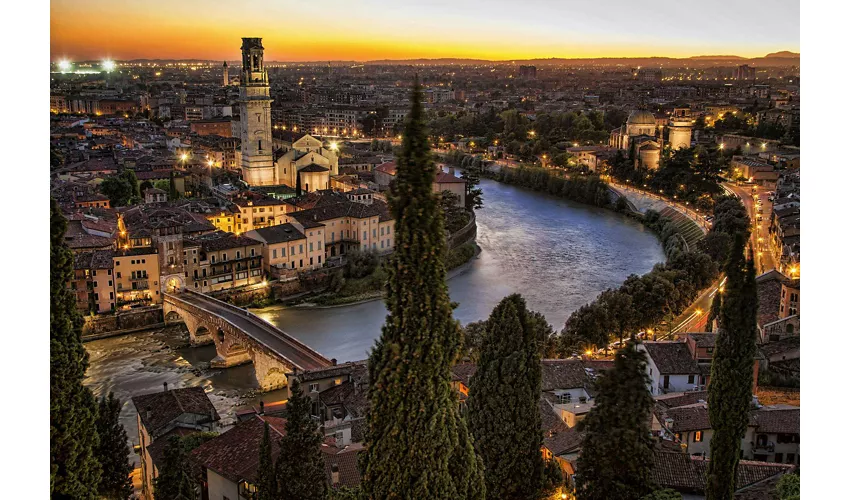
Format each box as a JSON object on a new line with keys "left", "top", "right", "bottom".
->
{"left": 51, "top": 0, "right": 800, "bottom": 62}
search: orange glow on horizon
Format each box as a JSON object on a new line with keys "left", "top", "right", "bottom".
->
{"left": 50, "top": 2, "right": 798, "bottom": 62}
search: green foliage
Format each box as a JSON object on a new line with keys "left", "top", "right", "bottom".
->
{"left": 461, "top": 320, "right": 488, "bottom": 363}
{"left": 154, "top": 435, "right": 198, "bottom": 500}
{"left": 468, "top": 294, "right": 546, "bottom": 499}
{"left": 256, "top": 422, "right": 277, "bottom": 500}
{"left": 328, "top": 486, "right": 364, "bottom": 500}
{"left": 775, "top": 474, "right": 800, "bottom": 500}
{"left": 51, "top": 198, "right": 102, "bottom": 499}
{"left": 95, "top": 393, "right": 133, "bottom": 499}
{"left": 177, "top": 431, "right": 218, "bottom": 453}
{"left": 641, "top": 489, "right": 683, "bottom": 500}
{"left": 705, "top": 236, "right": 759, "bottom": 500}
{"left": 446, "top": 242, "right": 477, "bottom": 270}
{"left": 344, "top": 249, "right": 380, "bottom": 279}
{"left": 100, "top": 170, "right": 140, "bottom": 206}
{"left": 575, "top": 342, "right": 655, "bottom": 500}
{"left": 362, "top": 78, "right": 485, "bottom": 499}
{"left": 277, "top": 379, "right": 327, "bottom": 500}
{"left": 487, "top": 166, "right": 611, "bottom": 208}
{"left": 440, "top": 190, "right": 472, "bottom": 233}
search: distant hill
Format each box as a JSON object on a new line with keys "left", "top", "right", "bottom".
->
{"left": 92, "top": 52, "right": 800, "bottom": 68}
{"left": 764, "top": 51, "right": 800, "bottom": 58}
{"left": 689, "top": 55, "right": 747, "bottom": 61}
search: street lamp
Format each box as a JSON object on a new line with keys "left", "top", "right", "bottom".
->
{"left": 102, "top": 60, "right": 116, "bottom": 72}
{"left": 58, "top": 60, "right": 71, "bottom": 72}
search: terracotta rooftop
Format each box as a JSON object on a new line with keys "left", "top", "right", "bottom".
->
{"left": 191, "top": 414, "right": 286, "bottom": 484}
{"left": 643, "top": 342, "right": 701, "bottom": 375}
{"left": 652, "top": 451, "right": 795, "bottom": 494}
{"left": 131, "top": 386, "right": 220, "bottom": 437}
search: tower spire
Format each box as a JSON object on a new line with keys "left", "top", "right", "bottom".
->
{"left": 238, "top": 37, "right": 275, "bottom": 186}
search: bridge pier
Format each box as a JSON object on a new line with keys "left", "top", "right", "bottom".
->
{"left": 252, "top": 350, "right": 290, "bottom": 392}
{"left": 210, "top": 335, "right": 253, "bottom": 369}
{"left": 163, "top": 291, "right": 331, "bottom": 393}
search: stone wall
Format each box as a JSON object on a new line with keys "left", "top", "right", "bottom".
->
{"left": 210, "top": 284, "right": 272, "bottom": 307}
{"left": 82, "top": 306, "right": 163, "bottom": 336}
{"left": 447, "top": 210, "right": 477, "bottom": 250}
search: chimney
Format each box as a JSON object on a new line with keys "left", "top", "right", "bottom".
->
{"left": 331, "top": 464, "right": 340, "bottom": 486}
{"left": 331, "top": 358, "right": 337, "bottom": 366}
{"left": 259, "top": 401, "right": 265, "bottom": 415}
{"left": 146, "top": 406, "right": 152, "bottom": 420}
{"left": 163, "top": 382, "right": 168, "bottom": 392}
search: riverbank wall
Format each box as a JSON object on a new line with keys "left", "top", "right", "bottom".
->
{"left": 82, "top": 306, "right": 164, "bottom": 339}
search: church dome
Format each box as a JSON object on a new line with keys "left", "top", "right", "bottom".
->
{"left": 627, "top": 110, "right": 657, "bottom": 126}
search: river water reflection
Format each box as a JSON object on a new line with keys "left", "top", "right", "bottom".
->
{"left": 255, "top": 178, "right": 665, "bottom": 362}
{"left": 84, "top": 177, "right": 664, "bottom": 445}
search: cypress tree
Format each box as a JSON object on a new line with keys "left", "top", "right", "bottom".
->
{"left": 256, "top": 421, "right": 277, "bottom": 500}
{"left": 706, "top": 236, "right": 759, "bottom": 500}
{"left": 50, "top": 197, "right": 102, "bottom": 498}
{"left": 277, "top": 379, "right": 327, "bottom": 500}
{"left": 362, "top": 78, "right": 485, "bottom": 499}
{"left": 467, "top": 294, "right": 545, "bottom": 499}
{"left": 95, "top": 392, "right": 133, "bottom": 499}
{"left": 154, "top": 435, "right": 197, "bottom": 500}
{"left": 575, "top": 342, "right": 655, "bottom": 500}
{"left": 296, "top": 169, "right": 303, "bottom": 197}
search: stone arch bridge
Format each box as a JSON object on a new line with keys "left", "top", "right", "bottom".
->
{"left": 163, "top": 290, "right": 332, "bottom": 391}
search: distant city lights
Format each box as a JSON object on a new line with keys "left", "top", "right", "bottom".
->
{"left": 102, "top": 60, "right": 116, "bottom": 72}
{"left": 58, "top": 60, "right": 71, "bottom": 72}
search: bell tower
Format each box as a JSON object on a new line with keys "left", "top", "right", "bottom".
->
{"left": 222, "top": 61, "right": 228, "bottom": 86}
{"left": 238, "top": 37, "right": 276, "bottom": 186}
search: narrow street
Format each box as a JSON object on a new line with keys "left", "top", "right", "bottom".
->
{"left": 722, "top": 181, "right": 777, "bottom": 274}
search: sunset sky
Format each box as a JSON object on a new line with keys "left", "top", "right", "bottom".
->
{"left": 51, "top": 0, "right": 800, "bottom": 62}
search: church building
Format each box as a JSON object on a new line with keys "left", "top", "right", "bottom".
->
{"left": 238, "top": 37, "right": 339, "bottom": 193}
{"left": 609, "top": 109, "right": 662, "bottom": 170}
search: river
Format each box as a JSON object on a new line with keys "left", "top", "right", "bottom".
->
{"left": 84, "top": 177, "right": 664, "bottom": 444}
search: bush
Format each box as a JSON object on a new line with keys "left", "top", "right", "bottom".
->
{"left": 344, "top": 250, "right": 379, "bottom": 279}
{"left": 446, "top": 243, "right": 476, "bottom": 270}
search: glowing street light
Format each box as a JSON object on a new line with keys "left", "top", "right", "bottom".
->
{"left": 180, "top": 153, "right": 188, "bottom": 162}
{"left": 58, "top": 60, "right": 71, "bottom": 72}
{"left": 102, "top": 60, "right": 116, "bottom": 72}
{"left": 329, "top": 141, "right": 339, "bottom": 151}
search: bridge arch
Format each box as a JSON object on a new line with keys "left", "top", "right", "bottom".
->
{"left": 164, "top": 310, "right": 182, "bottom": 324}
{"left": 163, "top": 290, "right": 332, "bottom": 392}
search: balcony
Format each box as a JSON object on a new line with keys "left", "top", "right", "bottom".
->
{"left": 752, "top": 441, "right": 775, "bottom": 453}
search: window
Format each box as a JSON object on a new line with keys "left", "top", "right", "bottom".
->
{"left": 663, "top": 375, "right": 670, "bottom": 389}
{"left": 273, "top": 249, "right": 277, "bottom": 259}
{"left": 309, "top": 383, "right": 319, "bottom": 393}
{"left": 786, "top": 453, "right": 795, "bottom": 464}
{"left": 688, "top": 375, "right": 695, "bottom": 384}
{"left": 694, "top": 431, "right": 703, "bottom": 442}
{"left": 775, "top": 453, "right": 784, "bottom": 463}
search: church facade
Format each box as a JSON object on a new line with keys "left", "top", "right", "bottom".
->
{"left": 609, "top": 108, "right": 694, "bottom": 171}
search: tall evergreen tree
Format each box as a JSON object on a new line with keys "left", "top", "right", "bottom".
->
{"left": 706, "top": 236, "right": 759, "bottom": 500}
{"left": 575, "top": 342, "right": 655, "bottom": 500}
{"left": 362, "top": 78, "right": 485, "bottom": 499}
{"left": 296, "top": 169, "right": 303, "bottom": 197}
{"left": 154, "top": 435, "right": 197, "bottom": 500}
{"left": 277, "top": 379, "right": 327, "bottom": 500}
{"left": 467, "top": 294, "right": 545, "bottom": 499}
{"left": 95, "top": 393, "right": 133, "bottom": 499}
{"left": 50, "top": 198, "right": 102, "bottom": 498}
{"left": 256, "top": 421, "right": 277, "bottom": 500}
